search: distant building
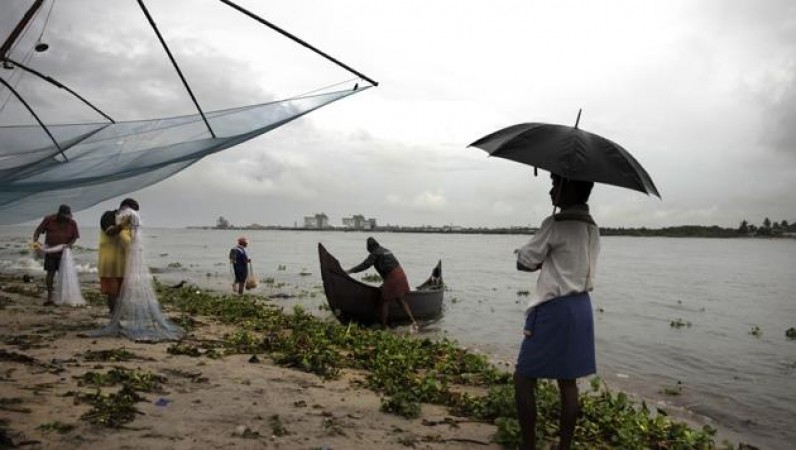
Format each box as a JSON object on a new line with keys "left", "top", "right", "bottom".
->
{"left": 304, "top": 213, "right": 329, "bottom": 229}
{"left": 342, "top": 214, "right": 376, "bottom": 230}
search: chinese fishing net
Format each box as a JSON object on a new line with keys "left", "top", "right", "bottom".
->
{"left": 0, "top": 87, "right": 367, "bottom": 224}
{"left": 87, "top": 208, "right": 183, "bottom": 342}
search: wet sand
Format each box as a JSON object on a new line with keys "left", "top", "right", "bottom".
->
{"left": 0, "top": 275, "right": 501, "bottom": 450}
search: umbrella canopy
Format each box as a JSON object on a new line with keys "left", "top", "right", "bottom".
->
{"left": 469, "top": 120, "right": 660, "bottom": 198}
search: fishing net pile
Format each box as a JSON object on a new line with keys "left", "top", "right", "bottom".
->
{"left": 87, "top": 208, "right": 183, "bottom": 342}
{"left": 39, "top": 244, "right": 86, "bottom": 307}
{"left": 53, "top": 247, "right": 86, "bottom": 307}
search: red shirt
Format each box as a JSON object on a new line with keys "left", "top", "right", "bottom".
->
{"left": 35, "top": 214, "right": 80, "bottom": 247}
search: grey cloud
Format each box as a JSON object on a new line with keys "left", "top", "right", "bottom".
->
{"left": 762, "top": 77, "right": 796, "bottom": 156}
{"left": 6, "top": 1, "right": 796, "bottom": 229}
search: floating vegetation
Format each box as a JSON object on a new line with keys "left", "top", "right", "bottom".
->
{"left": 660, "top": 380, "right": 684, "bottom": 396}
{"left": 35, "top": 322, "right": 99, "bottom": 341}
{"left": 263, "top": 277, "right": 275, "bottom": 285}
{"left": 83, "top": 348, "right": 152, "bottom": 362}
{"left": 75, "top": 367, "right": 167, "bottom": 393}
{"left": 268, "top": 414, "right": 290, "bottom": 437}
{"left": 81, "top": 290, "right": 107, "bottom": 307}
{"left": 233, "top": 425, "right": 260, "bottom": 439}
{"left": 493, "top": 416, "right": 521, "bottom": 447}
{"left": 0, "top": 398, "right": 31, "bottom": 413}
{"left": 360, "top": 273, "right": 382, "bottom": 283}
{"left": 161, "top": 368, "right": 208, "bottom": 384}
{"left": 170, "top": 314, "right": 200, "bottom": 331}
{"left": 322, "top": 416, "right": 346, "bottom": 436}
{"left": 166, "top": 342, "right": 219, "bottom": 359}
{"left": 277, "top": 265, "right": 287, "bottom": 271}
{"left": 153, "top": 282, "right": 724, "bottom": 448}
{"left": 2, "top": 334, "right": 47, "bottom": 350}
{"left": 68, "top": 365, "right": 165, "bottom": 428}
{"left": 381, "top": 392, "right": 421, "bottom": 419}
{"left": 749, "top": 325, "right": 762, "bottom": 337}
{"left": 785, "top": 327, "right": 796, "bottom": 339}
{"left": 2, "top": 284, "right": 40, "bottom": 298}
{"left": 516, "top": 290, "right": 530, "bottom": 296}
{"left": 36, "top": 421, "right": 75, "bottom": 434}
{"left": 76, "top": 385, "right": 144, "bottom": 428}
{"left": 0, "top": 349, "right": 39, "bottom": 365}
{"left": 670, "top": 318, "right": 692, "bottom": 329}
{"left": 166, "top": 343, "right": 202, "bottom": 357}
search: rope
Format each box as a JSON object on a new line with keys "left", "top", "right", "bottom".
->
{"left": 291, "top": 77, "right": 361, "bottom": 99}
{"left": 35, "top": 0, "right": 56, "bottom": 46}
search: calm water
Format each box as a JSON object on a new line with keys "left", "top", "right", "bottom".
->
{"left": 2, "top": 226, "right": 794, "bottom": 449}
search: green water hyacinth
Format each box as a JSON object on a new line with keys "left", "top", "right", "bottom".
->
{"left": 154, "top": 282, "right": 730, "bottom": 449}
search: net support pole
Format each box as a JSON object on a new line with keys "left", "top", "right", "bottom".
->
{"left": 219, "top": 0, "right": 378, "bottom": 87}
{"left": 137, "top": 0, "right": 216, "bottom": 138}
{"left": 6, "top": 58, "right": 115, "bottom": 123}
{"left": 0, "top": 75, "right": 67, "bottom": 161}
{"left": 0, "top": 0, "right": 44, "bottom": 59}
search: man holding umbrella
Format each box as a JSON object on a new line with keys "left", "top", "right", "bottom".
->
{"left": 469, "top": 111, "right": 659, "bottom": 449}
{"left": 513, "top": 174, "right": 599, "bottom": 449}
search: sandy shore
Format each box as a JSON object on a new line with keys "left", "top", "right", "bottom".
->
{"left": 0, "top": 274, "right": 504, "bottom": 450}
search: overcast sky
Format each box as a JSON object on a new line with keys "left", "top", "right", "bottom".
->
{"left": 2, "top": 0, "right": 794, "bottom": 229}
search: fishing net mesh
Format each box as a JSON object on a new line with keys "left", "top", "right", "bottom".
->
{"left": 87, "top": 209, "right": 183, "bottom": 342}
{"left": 0, "top": 87, "right": 365, "bottom": 224}
{"left": 53, "top": 247, "right": 87, "bottom": 307}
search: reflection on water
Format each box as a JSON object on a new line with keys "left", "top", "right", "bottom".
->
{"left": 2, "top": 226, "right": 794, "bottom": 449}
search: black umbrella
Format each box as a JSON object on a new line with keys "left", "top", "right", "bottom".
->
{"left": 469, "top": 110, "right": 660, "bottom": 198}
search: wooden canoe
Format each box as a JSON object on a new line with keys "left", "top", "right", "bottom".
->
{"left": 318, "top": 243, "right": 443, "bottom": 325}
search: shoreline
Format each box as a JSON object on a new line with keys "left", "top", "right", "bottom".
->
{"left": 0, "top": 274, "right": 501, "bottom": 449}
{"left": 0, "top": 271, "right": 757, "bottom": 449}
{"left": 186, "top": 225, "right": 796, "bottom": 239}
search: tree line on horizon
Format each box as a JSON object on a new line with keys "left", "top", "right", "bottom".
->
{"left": 213, "top": 215, "right": 795, "bottom": 237}
{"left": 601, "top": 217, "right": 795, "bottom": 238}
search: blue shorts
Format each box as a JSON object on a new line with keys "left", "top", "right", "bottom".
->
{"left": 516, "top": 292, "right": 596, "bottom": 379}
{"left": 233, "top": 265, "right": 248, "bottom": 283}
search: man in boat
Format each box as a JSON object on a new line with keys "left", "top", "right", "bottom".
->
{"left": 32, "top": 204, "right": 80, "bottom": 306}
{"left": 513, "top": 174, "right": 600, "bottom": 450}
{"left": 347, "top": 237, "right": 419, "bottom": 331}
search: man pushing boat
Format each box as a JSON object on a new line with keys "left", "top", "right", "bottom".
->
{"left": 347, "top": 237, "right": 419, "bottom": 331}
